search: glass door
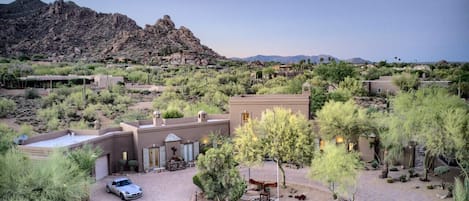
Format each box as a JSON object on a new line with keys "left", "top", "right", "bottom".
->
{"left": 149, "top": 147, "right": 159, "bottom": 168}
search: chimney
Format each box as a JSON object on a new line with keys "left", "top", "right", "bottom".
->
{"left": 153, "top": 110, "right": 161, "bottom": 126}
{"left": 198, "top": 111, "right": 207, "bottom": 123}
{"left": 302, "top": 82, "right": 311, "bottom": 96}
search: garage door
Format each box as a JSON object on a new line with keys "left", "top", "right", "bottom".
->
{"left": 95, "top": 155, "right": 109, "bottom": 180}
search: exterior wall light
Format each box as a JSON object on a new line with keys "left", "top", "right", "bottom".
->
{"left": 335, "top": 136, "right": 344, "bottom": 144}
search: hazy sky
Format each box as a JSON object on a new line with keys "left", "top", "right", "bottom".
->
{"left": 3, "top": 0, "right": 469, "bottom": 62}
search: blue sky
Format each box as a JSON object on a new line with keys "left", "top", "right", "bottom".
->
{"left": 3, "top": 0, "right": 469, "bottom": 62}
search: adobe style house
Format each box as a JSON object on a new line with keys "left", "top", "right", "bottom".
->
{"left": 229, "top": 94, "right": 310, "bottom": 134}
{"left": 18, "top": 91, "right": 312, "bottom": 180}
{"left": 17, "top": 84, "right": 408, "bottom": 180}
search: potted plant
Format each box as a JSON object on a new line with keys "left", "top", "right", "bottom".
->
{"left": 128, "top": 160, "right": 138, "bottom": 172}
{"left": 118, "top": 159, "right": 127, "bottom": 173}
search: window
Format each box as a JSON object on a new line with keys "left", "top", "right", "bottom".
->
{"left": 241, "top": 110, "right": 250, "bottom": 124}
{"left": 183, "top": 143, "right": 194, "bottom": 162}
{"left": 377, "top": 88, "right": 381, "bottom": 93}
{"left": 122, "top": 152, "right": 127, "bottom": 161}
{"left": 319, "top": 139, "right": 325, "bottom": 150}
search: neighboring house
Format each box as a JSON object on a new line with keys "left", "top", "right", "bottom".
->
{"left": 362, "top": 76, "right": 451, "bottom": 96}
{"left": 18, "top": 75, "right": 93, "bottom": 88}
{"left": 16, "top": 75, "right": 124, "bottom": 89}
{"left": 93, "top": 75, "right": 124, "bottom": 89}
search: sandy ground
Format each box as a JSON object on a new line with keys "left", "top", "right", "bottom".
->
{"left": 0, "top": 118, "right": 21, "bottom": 131}
{"left": 91, "top": 162, "right": 449, "bottom": 201}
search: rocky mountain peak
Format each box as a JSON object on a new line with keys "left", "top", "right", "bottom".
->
{"left": 0, "top": 0, "right": 221, "bottom": 65}
{"left": 0, "top": 0, "right": 47, "bottom": 18}
{"left": 155, "top": 14, "right": 175, "bottom": 31}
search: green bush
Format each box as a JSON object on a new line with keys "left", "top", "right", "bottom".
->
{"left": 193, "top": 174, "right": 204, "bottom": 191}
{"left": 128, "top": 160, "right": 138, "bottom": 172}
{"left": 399, "top": 175, "right": 407, "bottom": 182}
{"left": 453, "top": 178, "right": 469, "bottom": 201}
{"left": 0, "top": 98, "right": 16, "bottom": 117}
{"left": 118, "top": 159, "right": 127, "bottom": 172}
{"left": 371, "top": 160, "right": 379, "bottom": 169}
{"left": 162, "top": 109, "right": 184, "bottom": 119}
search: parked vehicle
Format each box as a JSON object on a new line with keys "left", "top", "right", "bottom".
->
{"left": 106, "top": 177, "right": 143, "bottom": 200}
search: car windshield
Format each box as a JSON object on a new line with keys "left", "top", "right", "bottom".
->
{"left": 117, "top": 179, "right": 132, "bottom": 186}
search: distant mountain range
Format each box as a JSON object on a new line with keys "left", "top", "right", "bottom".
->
{"left": 232, "top": 55, "right": 370, "bottom": 64}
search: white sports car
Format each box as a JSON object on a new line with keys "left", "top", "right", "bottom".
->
{"left": 106, "top": 177, "right": 143, "bottom": 200}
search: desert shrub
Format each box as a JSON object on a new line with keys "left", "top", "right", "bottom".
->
{"left": 0, "top": 98, "right": 16, "bottom": 117}
{"left": 0, "top": 58, "right": 10, "bottom": 63}
{"left": 24, "top": 88, "right": 39, "bottom": 99}
{"left": 70, "top": 119, "right": 89, "bottom": 129}
{"left": 41, "top": 92, "right": 60, "bottom": 108}
{"left": 399, "top": 175, "right": 407, "bottom": 182}
{"left": 113, "top": 110, "right": 148, "bottom": 124}
{"left": 19, "top": 124, "right": 33, "bottom": 136}
{"left": 371, "top": 160, "right": 379, "bottom": 169}
{"left": 387, "top": 178, "right": 394, "bottom": 183}
{"left": 114, "top": 95, "right": 132, "bottom": 105}
{"left": 193, "top": 174, "right": 204, "bottom": 191}
{"left": 37, "top": 105, "right": 59, "bottom": 121}
{"left": 162, "top": 109, "right": 184, "bottom": 119}
{"left": 83, "top": 104, "right": 99, "bottom": 121}
{"left": 46, "top": 117, "right": 60, "bottom": 131}
{"left": 98, "top": 90, "right": 114, "bottom": 104}
{"left": 183, "top": 102, "right": 221, "bottom": 117}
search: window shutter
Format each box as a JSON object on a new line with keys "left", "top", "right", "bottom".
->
{"left": 159, "top": 146, "right": 166, "bottom": 168}
{"left": 142, "top": 148, "right": 149, "bottom": 171}
{"left": 193, "top": 141, "right": 199, "bottom": 159}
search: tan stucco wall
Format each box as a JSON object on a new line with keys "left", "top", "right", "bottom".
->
{"left": 358, "top": 136, "right": 375, "bottom": 162}
{"left": 127, "top": 120, "right": 230, "bottom": 172}
{"left": 68, "top": 132, "right": 134, "bottom": 174}
{"left": 229, "top": 95, "right": 310, "bottom": 134}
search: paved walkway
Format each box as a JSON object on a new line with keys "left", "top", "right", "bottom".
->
{"left": 91, "top": 162, "right": 447, "bottom": 201}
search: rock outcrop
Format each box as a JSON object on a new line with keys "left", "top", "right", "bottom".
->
{"left": 0, "top": 0, "right": 221, "bottom": 65}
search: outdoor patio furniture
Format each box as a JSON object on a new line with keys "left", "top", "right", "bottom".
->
{"left": 166, "top": 160, "right": 186, "bottom": 171}
{"left": 249, "top": 179, "right": 277, "bottom": 201}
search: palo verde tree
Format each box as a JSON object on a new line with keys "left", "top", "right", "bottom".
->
{"left": 0, "top": 149, "right": 91, "bottom": 201}
{"left": 316, "top": 100, "right": 370, "bottom": 149}
{"left": 0, "top": 98, "right": 16, "bottom": 118}
{"left": 233, "top": 107, "right": 315, "bottom": 187}
{"left": 0, "top": 123, "right": 17, "bottom": 155}
{"left": 387, "top": 87, "right": 469, "bottom": 181}
{"left": 67, "top": 144, "right": 103, "bottom": 176}
{"left": 195, "top": 143, "right": 246, "bottom": 201}
{"left": 309, "top": 143, "right": 362, "bottom": 200}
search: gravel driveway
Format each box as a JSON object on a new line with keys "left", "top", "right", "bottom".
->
{"left": 91, "top": 162, "right": 447, "bottom": 201}
{"left": 91, "top": 167, "right": 198, "bottom": 201}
